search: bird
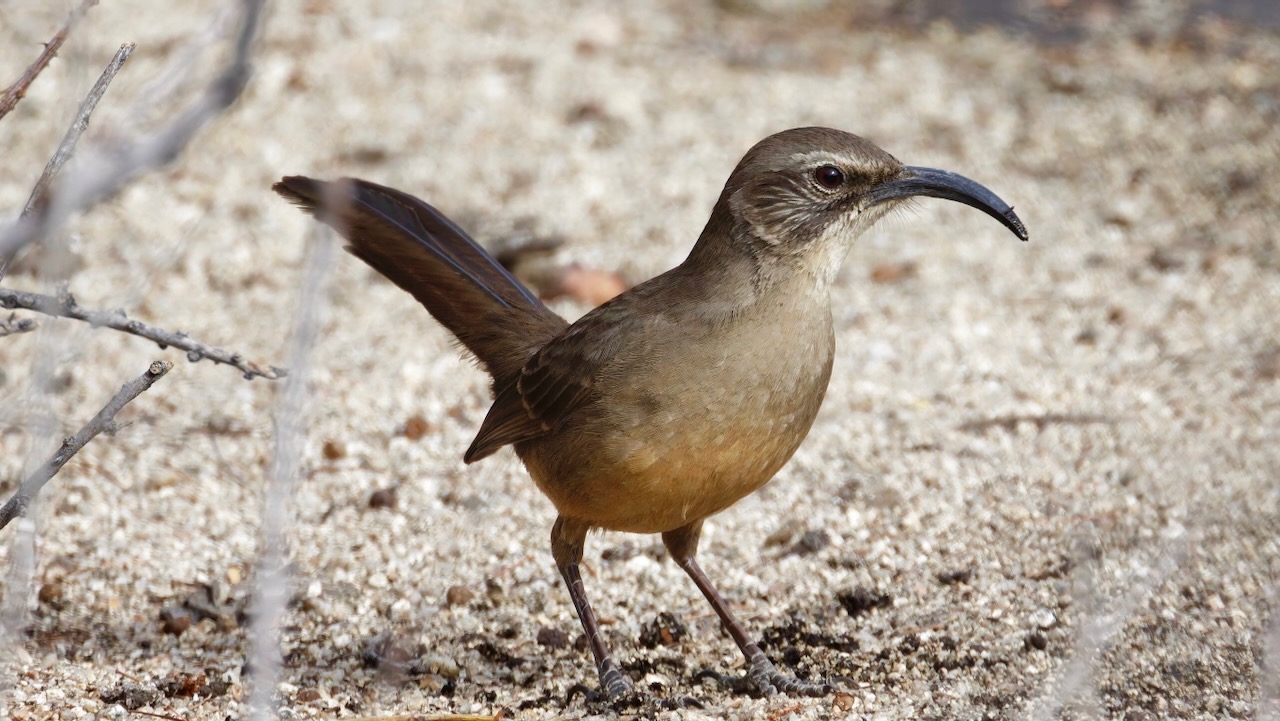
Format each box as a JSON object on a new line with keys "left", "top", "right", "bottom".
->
{"left": 273, "top": 126, "right": 1027, "bottom": 700}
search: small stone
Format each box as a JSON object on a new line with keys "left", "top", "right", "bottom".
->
{"left": 554, "top": 264, "right": 628, "bottom": 307}
{"left": 937, "top": 568, "right": 974, "bottom": 585}
{"left": 485, "top": 578, "right": 505, "bottom": 602}
{"left": 100, "top": 683, "right": 160, "bottom": 710}
{"left": 368, "top": 487, "right": 398, "bottom": 510}
{"left": 762, "top": 526, "right": 795, "bottom": 548}
{"left": 1075, "top": 327, "right": 1098, "bottom": 345}
{"left": 639, "top": 611, "right": 687, "bottom": 648}
{"left": 1025, "top": 631, "right": 1049, "bottom": 651}
{"left": 832, "top": 691, "right": 857, "bottom": 712}
{"left": 1029, "top": 607, "right": 1058, "bottom": 629}
{"left": 445, "top": 585, "right": 475, "bottom": 607}
{"left": 836, "top": 587, "right": 891, "bottom": 617}
{"left": 416, "top": 654, "right": 461, "bottom": 679}
{"left": 38, "top": 580, "right": 64, "bottom": 606}
{"left": 295, "top": 688, "right": 322, "bottom": 703}
{"left": 390, "top": 597, "right": 412, "bottom": 621}
{"left": 1148, "top": 247, "right": 1184, "bottom": 271}
{"left": 322, "top": 439, "right": 346, "bottom": 460}
{"left": 403, "top": 414, "right": 432, "bottom": 440}
{"left": 363, "top": 631, "right": 414, "bottom": 672}
{"left": 536, "top": 626, "right": 570, "bottom": 650}
{"left": 870, "top": 261, "right": 917, "bottom": 284}
{"left": 600, "top": 542, "right": 641, "bottom": 561}
{"left": 161, "top": 672, "right": 207, "bottom": 698}
{"left": 791, "top": 529, "right": 831, "bottom": 555}
{"left": 160, "top": 606, "right": 194, "bottom": 635}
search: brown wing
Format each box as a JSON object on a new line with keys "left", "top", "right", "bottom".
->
{"left": 462, "top": 296, "right": 643, "bottom": 462}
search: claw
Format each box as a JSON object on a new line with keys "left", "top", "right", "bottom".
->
{"left": 563, "top": 682, "right": 596, "bottom": 706}
{"left": 564, "top": 658, "right": 641, "bottom": 708}
{"left": 658, "top": 694, "right": 706, "bottom": 710}
{"left": 697, "top": 646, "right": 832, "bottom": 698}
{"left": 693, "top": 668, "right": 730, "bottom": 686}
{"left": 746, "top": 650, "right": 832, "bottom": 697}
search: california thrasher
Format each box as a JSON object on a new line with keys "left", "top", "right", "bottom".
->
{"left": 273, "top": 126, "right": 1027, "bottom": 699}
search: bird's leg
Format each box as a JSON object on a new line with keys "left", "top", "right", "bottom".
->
{"left": 663, "top": 522, "right": 831, "bottom": 697}
{"left": 552, "top": 516, "right": 635, "bottom": 699}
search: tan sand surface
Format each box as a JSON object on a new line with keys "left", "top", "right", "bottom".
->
{"left": 1, "top": 1, "right": 1277, "bottom": 719}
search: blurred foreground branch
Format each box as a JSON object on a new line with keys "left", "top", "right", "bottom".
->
{"left": 0, "top": 0, "right": 265, "bottom": 269}
{"left": 0, "top": 0, "right": 100, "bottom": 121}
{"left": 0, "top": 360, "right": 172, "bottom": 532}
{"left": 0, "top": 287, "right": 286, "bottom": 380}
{"left": 0, "top": 42, "right": 135, "bottom": 281}
{"left": 246, "top": 227, "right": 335, "bottom": 720}
{"left": 0, "top": 314, "right": 37, "bottom": 337}
{"left": 22, "top": 42, "right": 135, "bottom": 220}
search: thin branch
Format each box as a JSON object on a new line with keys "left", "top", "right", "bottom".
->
{"left": 1025, "top": 529, "right": 1191, "bottom": 721}
{"left": 1262, "top": 584, "right": 1280, "bottom": 721}
{"left": 0, "top": 0, "right": 100, "bottom": 121}
{"left": 0, "top": 43, "right": 135, "bottom": 282}
{"left": 247, "top": 226, "right": 335, "bottom": 720}
{"left": 0, "top": 0, "right": 266, "bottom": 269}
{"left": 0, "top": 360, "right": 172, "bottom": 532}
{"left": 0, "top": 286, "right": 285, "bottom": 380}
{"left": 23, "top": 43, "right": 135, "bottom": 220}
{"left": 0, "top": 314, "right": 37, "bottom": 337}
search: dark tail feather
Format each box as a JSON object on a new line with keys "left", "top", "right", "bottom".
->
{"left": 273, "top": 176, "right": 566, "bottom": 382}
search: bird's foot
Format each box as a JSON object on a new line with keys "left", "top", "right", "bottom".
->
{"left": 564, "top": 657, "right": 639, "bottom": 707}
{"left": 564, "top": 661, "right": 706, "bottom": 711}
{"left": 695, "top": 645, "right": 832, "bottom": 698}
{"left": 598, "top": 656, "right": 636, "bottom": 698}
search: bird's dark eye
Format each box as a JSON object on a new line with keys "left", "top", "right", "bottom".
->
{"left": 814, "top": 165, "right": 845, "bottom": 190}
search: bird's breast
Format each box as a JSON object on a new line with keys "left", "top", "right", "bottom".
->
{"left": 520, "top": 297, "right": 836, "bottom": 534}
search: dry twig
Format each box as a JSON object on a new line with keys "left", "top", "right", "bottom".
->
{"left": 22, "top": 42, "right": 135, "bottom": 221}
{"left": 0, "top": 43, "right": 135, "bottom": 281}
{"left": 246, "top": 227, "right": 335, "bottom": 720}
{"left": 0, "top": 314, "right": 37, "bottom": 337}
{"left": 0, "top": 360, "right": 173, "bottom": 531}
{"left": 0, "top": 0, "right": 100, "bottom": 121}
{"left": 0, "top": 0, "right": 266, "bottom": 269}
{"left": 0, "top": 287, "right": 285, "bottom": 380}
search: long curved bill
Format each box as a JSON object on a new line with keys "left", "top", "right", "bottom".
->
{"left": 866, "top": 166, "right": 1029, "bottom": 241}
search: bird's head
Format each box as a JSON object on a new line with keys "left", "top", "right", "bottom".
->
{"left": 716, "top": 127, "right": 1026, "bottom": 281}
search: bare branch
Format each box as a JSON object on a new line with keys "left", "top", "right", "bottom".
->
{"left": 247, "top": 226, "right": 335, "bottom": 719}
{"left": 0, "top": 43, "right": 136, "bottom": 282}
{"left": 0, "top": 0, "right": 100, "bottom": 121}
{"left": 1262, "top": 584, "right": 1280, "bottom": 721}
{"left": 22, "top": 43, "right": 135, "bottom": 220}
{"left": 0, "top": 360, "right": 172, "bottom": 532}
{"left": 1025, "top": 529, "right": 1191, "bottom": 720}
{"left": 0, "top": 314, "right": 37, "bottom": 337}
{"left": 0, "top": 0, "right": 266, "bottom": 269}
{"left": 0, "top": 286, "right": 285, "bottom": 380}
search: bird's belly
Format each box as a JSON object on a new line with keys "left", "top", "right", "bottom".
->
{"left": 520, "top": 350, "right": 833, "bottom": 534}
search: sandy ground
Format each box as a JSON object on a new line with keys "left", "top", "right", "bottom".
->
{"left": 1, "top": 1, "right": 1278, "bottom": 719}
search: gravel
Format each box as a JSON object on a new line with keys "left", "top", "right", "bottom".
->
{"left": 1, "top": 1, "right": 1277, "bottom": 719}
